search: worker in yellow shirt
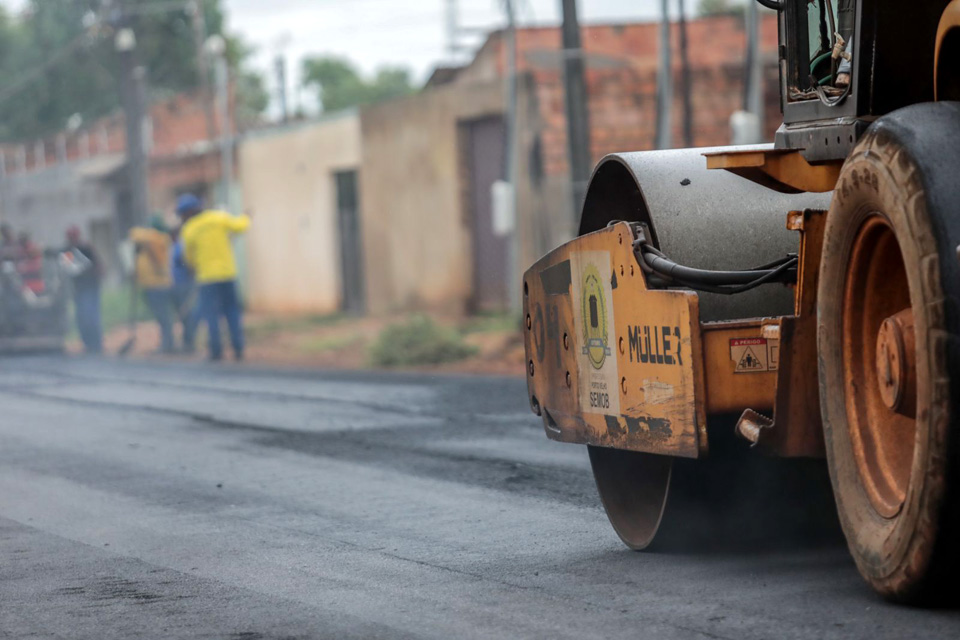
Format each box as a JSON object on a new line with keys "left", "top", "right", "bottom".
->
{"left": 130, "top": 215, "right": 175, "bottom": 354}
{"left": 176, "top": 193, "right": 250, "bottom": 361}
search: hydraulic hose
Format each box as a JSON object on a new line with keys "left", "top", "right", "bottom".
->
{"left": 755, "top": 0, "right": 783, "bottom": 10}
{"left": 634, "top": 240, "right": 798, "bottom": 296}
{"left": 642, "top": 253, "right": 784, "bottom": 285}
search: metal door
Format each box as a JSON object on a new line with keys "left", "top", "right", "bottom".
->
{"left": 464, "top": 116, "right": 508, "bottom": 312}
{"left": 335, "top": 170, "right": 365, "bottom": 314}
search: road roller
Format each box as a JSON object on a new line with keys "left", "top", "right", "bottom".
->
{"left": 522, "top": 0, "right": 960, "bottom": 603}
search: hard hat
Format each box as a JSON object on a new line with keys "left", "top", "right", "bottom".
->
{"left": 176, "top": 193, "right": 202, "bottom": 217}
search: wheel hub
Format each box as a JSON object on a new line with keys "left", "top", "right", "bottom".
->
{"left": 843, "top": 216, "right": 917, "bottom": 519}
{"left": 876, "top": 310, "right": 916, "bottom": 415}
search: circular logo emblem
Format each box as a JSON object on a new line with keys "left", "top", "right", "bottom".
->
{"left": 580, "top": 263, "right": 610, "bottom": 370}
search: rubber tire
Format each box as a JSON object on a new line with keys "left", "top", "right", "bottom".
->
{"left": 818, "top": 102, "right": 960, "bottom": 604}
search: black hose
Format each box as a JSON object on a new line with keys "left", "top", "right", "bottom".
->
{"left": 635, "top": 243, "right": 798, "bottom": 295}
{"left": 667, "top": 260, "right": 798, "bottom": 296}
{"left": 749, "top": 254, "right": 799, "bottom": 270}
{"left": 755, "top": 0, "right": 783, "bottom": 10}
{"left": 644, "top": 263, "right": 797, "bottom": 296}
{"left": 812, "top": 77, "right": 851, "bottom": 107}
{"left": 640, "top": 251, "right": 792, "bottom": 286}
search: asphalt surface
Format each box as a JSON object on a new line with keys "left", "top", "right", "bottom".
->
{"left": 1, "top": 355, "right": 958, "bottom": 639}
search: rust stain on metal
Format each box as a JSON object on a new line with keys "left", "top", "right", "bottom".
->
{"left": 876, "top": 309, "right": 916, "bottom": 416}
{"left": 786, "top": 210, "right": 806, "bottom": 231}
{"left": 701, "top": 321, "right": 777, "bottom": 415}
{"left": 522, "top": 222, "right": 704, "bottom": 459}
{"left": 841, "top": 215, "right": 917, "bottom": 517}
{"left": 522, "top": 212, "right": 831, "bottom": 460}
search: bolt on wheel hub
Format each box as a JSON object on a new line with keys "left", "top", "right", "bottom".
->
{"left": 875, "top": 310, "right": 916, "bottom": 415}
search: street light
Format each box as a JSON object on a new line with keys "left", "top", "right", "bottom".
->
{"left": 204, "top": 34, "right": 232, "bottom": 208}
{"left": 204, "top": 33, "right": 225, "bottom": 58}
{"left": 115, "top": 26, "right": 150, "bottom": 228}
{"left": 114, "top": 27, "right": 136, "bottom": 52}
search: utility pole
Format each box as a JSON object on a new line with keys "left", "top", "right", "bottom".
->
{"left": 274, "top": 54, "right": 288, "bottom": 123}
{"left": 116, "top": 26, "right": 150, "bottom": 229}
{"left": 732, "top": 0, "right": 764, "bottom": 144}
{"left": 293, "top": 66, "right": 303, "bottom": 118}
{"left": 206, "top": 35, "right": 232, "bottom": 208}
{"left": 0, "top": 152, "right": 6, "bottom": 222}
{"left": 655, "top": 0, "right": 672, "bottom": 150}
{"left": 445, "top": 0, "right": 459, "bottom": 62}
{"left": 217, "top": 56, "right": 232, "bottom": 205}
{"left": 188, "top": 0, "right": 216, "bottom": 142}
{"left": 503, "top": 0, "right": 521, "bottom": 314}
{"left": 559, "top": 0, "right": 591, "bottom": 226}
{"left": 272, "top": 33, "right": 292, "bottom": 122}
{"left": 744, "top": 0, "right": 764, "bottom": 130}
{"left": 677, "top": 0, "right": 693, "bottom": 147}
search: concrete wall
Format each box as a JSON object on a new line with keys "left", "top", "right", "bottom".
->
{"left": 0, "top": 92, "right": 232, "bottom": 219}
{"left": 358, "top": 80, "right": 507, "bottom": 316}
{"left": 239, "top": 111, "right": 361, "bottom": 314}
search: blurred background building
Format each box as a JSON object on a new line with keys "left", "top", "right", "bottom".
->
{"left": 0, "top": 91, "right": 234, "bottom": 283}
{"left": 0, "top": 1, "right": 776, "bottom": 315}
{"left": 239, "top": 11, "right": 778, "bottom": 316}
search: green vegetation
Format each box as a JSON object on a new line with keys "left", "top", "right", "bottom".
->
{"left": 0, "top": 0, "right": 267, "bottom": 141}
{"left": 99, "top": 285, "right": 151, "bottom": 333}
{"left": 65, "top": 285, "right": 148, "bottom": 342}
{"left": 461, "top": 312, "right": 521, "bottom": 335}
{"left": 301, "top": 55, "right": 414, "bottom": 113}
{"left": 245, "top": 312, "right": 347, "bottom": 339}
{"left": 697, "top": 0, "right": 746, "bottom": 16}
{"left": 368, "top": 315, "right": 477, "bottom": 367}
{"left": 300, "top": 333, "right": 363, "bottom": 353}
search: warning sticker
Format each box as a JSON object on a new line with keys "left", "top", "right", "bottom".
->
{"left": 730, "top": 337, "right": 779, "bottom": 373}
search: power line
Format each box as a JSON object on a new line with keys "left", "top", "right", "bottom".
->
{"left": 117, "top": 0, "right": 191, "bottom": 17}
{"left": 0, "top": 30, "right": 94, "bottom": 107}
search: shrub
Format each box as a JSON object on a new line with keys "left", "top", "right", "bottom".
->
{"left": 368, "top": 315, "right": 477, "bottom": 367}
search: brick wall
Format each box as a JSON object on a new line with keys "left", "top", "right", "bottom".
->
{"left": 0, "top": 91, "right": 232, "bottom": 209}
{"left": 463, "top": 13, "right": 781, "bottom": 179}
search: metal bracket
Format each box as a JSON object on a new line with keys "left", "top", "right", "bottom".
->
{"left": 735, "top": 408, "right": 775, "bottom": 447}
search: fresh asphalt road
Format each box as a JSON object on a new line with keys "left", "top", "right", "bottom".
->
{"left": 1, "top": 356, "right": 958, "bottom": 639}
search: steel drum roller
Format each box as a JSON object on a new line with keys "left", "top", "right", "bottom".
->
{"left": 578, "top": 146, "right": 832, "bottom": 321}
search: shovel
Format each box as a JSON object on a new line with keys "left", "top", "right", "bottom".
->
{"left": 116, "top": 279, "right": 139, "bottom": 357}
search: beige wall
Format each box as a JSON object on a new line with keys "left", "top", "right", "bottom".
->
{"left": 359, "top": 80, "right": 507, "bottom": 316}
{"left": 240, "top": 111, "right": 361, "bottom": 314}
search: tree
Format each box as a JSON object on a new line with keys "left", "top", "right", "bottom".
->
{"left": 697, "top": 0, "right": 746, "bottom": 16}
{"left": 301, "top": 55, "right": 414, "bottom": 113}
{"left": 368, "top": 67, "right": 415, "bottom": 103}
{"left": 0, "top": 0, "right": 267, "bottom": 142}
{"left": 235, "top": 69, "right": 269, "bottom": 128}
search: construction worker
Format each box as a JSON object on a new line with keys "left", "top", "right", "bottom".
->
{"left": 130, "top": 215, "right": 175, "bottom": 354}
{"left": 16, "top": 232, "right": 45, "bottom": 296}
{"left": 64, "top": 226, "right": 103, "bottom": 354}
{"left": 0, "top": 224, "right": 16, "bottom": 259}
{"left": 170, "top": 225, "right": 201, "bottom": 353}
{"left": 176, "top": 194, "right": 250, "bottom": 361}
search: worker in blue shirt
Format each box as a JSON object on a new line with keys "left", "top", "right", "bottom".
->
{"left": 170, "top": 225, "right": 201, "bottom": 353}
